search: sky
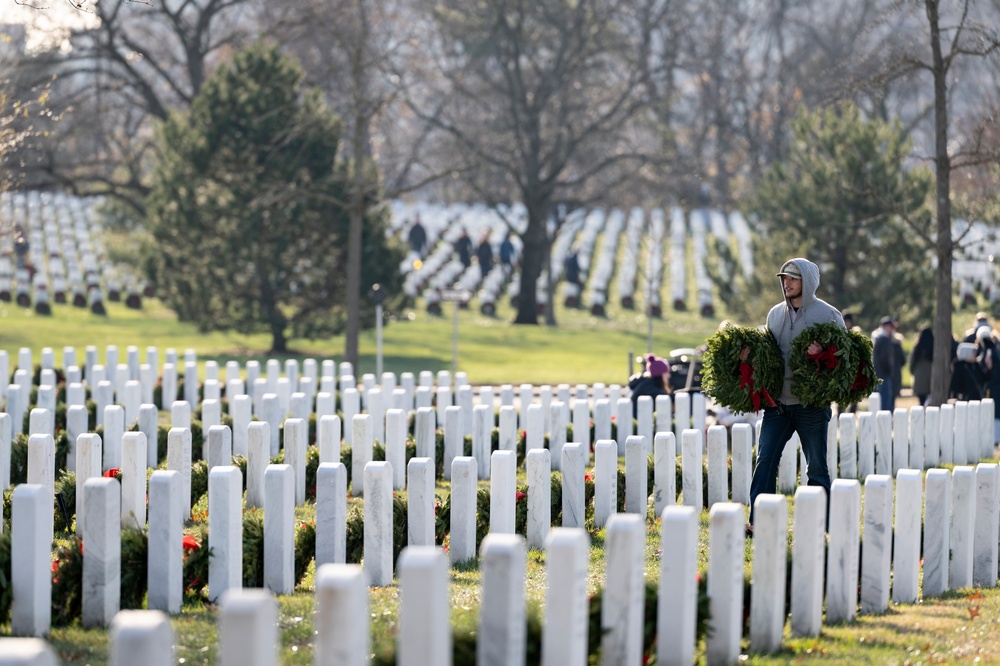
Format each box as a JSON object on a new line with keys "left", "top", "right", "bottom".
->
{"left": 0, "top": 0, "right": 97, "bottom": 52}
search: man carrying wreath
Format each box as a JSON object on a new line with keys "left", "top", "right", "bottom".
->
{"left": 743, "top": 258, "right": 845, "bottom": 536}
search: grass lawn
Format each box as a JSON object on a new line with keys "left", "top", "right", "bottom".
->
{"left": 32, "top": 490, "right": 1000, "bottom": 665}
{"left": 0, "top": 295, "right": 723, "bottom": 386}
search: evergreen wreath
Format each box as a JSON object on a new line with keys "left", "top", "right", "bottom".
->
{"left": 789, "top": 322, "right": 855, "bottom": 407}
{"left": 845, "top": 328, "right": 881, "bottom": 405}
{"left": 702, "top": 324, "right": 783, "bottom": 414}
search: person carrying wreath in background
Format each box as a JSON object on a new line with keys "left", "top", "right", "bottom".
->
{"left": 742, "top": 258, "right": 845, "bottom": 536}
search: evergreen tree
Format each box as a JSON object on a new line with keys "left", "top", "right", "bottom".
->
{"left": 144, "top": 41, "right": 403, "bottom": 352}
{"left": 718, "top": 103, "right": 933, "bottom": 329}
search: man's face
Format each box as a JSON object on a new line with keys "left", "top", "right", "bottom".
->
{"left": 781, "top": 275, "right": 802, "bottom": 299}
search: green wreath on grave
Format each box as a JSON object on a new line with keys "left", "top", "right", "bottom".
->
{"left": 789, "top": 322, "right": 855, "bottom": 407}
{"left": 701, "top": 324, "right": 783, "bottom": 413}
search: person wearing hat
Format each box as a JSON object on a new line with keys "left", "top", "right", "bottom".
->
{"left": 743, "top": 258, "right": 845, "bottom": 537}
{"left": 963, "top": 312, "right": 991, "bottom": 343}
{"left": 628, "top": 353, "right": 671, "bottom": 417}
{"left": 950, "top": 339, "right": 986, "bottom": 401}
{"left": 975, "top": 326, "right": 1000, "bottom": 446}
{"left": 872, "top": 315, "right": 899, "bottom": 412}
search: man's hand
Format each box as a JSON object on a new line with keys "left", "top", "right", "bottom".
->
{"left": 739, "top": 347, "right": 749, "bottom": 362}
{"left": 807, "top": 341, "right": 822, "bottom": 356}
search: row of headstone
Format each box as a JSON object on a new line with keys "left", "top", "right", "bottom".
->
{"left": 0, "top": 519, "right": 623, "bottom": 666}
{"left": 394, "top": 198, "right": 760, "bottom": 317}
{"left": 2, "top": 344, "right": 723, "bottom": 454}
{"left": 826, "top": 399, "right": 995, "bottom": 480}
{"left": 615, "top": 208, "right": 645, "bottom": 308}
{"left": 3, "top": 461, "right": 997, "bottom": 663}
{"left": 7, "top": 425, "right": 997, "bottom": 661}
{"left": 584, "top": 208, "right": 623, "bottom": 315}
{"left": 0, "top": 191, "right": 139, "bottom": 309}
{"left": 641, "top": 208, "right": 667, "bottom": 314}
{"left": 6, "top": 379, "right": 991, "bottom": 526}
{"left": 745, "top": 464, "right": 1000, "bottom": 657}
{"left": 688, "top": 209, "right": 715, "bottom": 314}
{"left": 9, "top": 424, "right": 655, "bottom": 637}
{"left": 560, "top": 207, "right": 602, "bottom": 307}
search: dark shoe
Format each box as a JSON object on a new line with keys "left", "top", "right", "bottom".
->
{"left": 745, "top": 523, "right": 754, "bottom": 538}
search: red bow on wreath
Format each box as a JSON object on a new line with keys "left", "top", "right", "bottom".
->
{"left": 807, "top": 344, "right": 839, "bottom": 374}
{"left": 851, "top": 363, "right": 868, "bottom": 390}
{"left": 739, "top": 362, "right": 776, "bottom": 411}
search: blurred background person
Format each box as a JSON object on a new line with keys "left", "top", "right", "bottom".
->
{"left": 909, "top": 325, "right": 934, "bottom": 406}
{"left": 628, "top": 353, "right": 671, "bottom": 417}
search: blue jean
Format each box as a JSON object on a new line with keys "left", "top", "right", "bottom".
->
{"left": 877, "top": 377, "right": 895, "bottom": 412}
{"left": 748, "top": 403, "right": 832, "bottom": 525}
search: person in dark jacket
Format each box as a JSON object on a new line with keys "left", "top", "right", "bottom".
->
{"left": 454, "top": 229, "right": 473, "bottom": 268}
{"left": 564, "top": 249, "right": 581, "bottom": 287}
{"left": 500, "top": 231, "right": 516, "bottom": 271}
{"left": 628, "top": 353, "right": 670, "bottom": 417}
{"left": 909, "top": 326, "right": 934, "bottom": 406}
{"left": 407, "top": 216, "right": 428, "bottom": 258}
{"left": 950, "top": 341, "right": 986, "bottom": 401}
{"left": 976, "top": 326, "right": 1000, "bottom": 445}
{"left": 476, "top": 230, "right": 493, "bottom": 275}
{"left": 872, "top": 316, "right": 898, "bottom": 412}
{"left": 892, "top": 324, "right": 906, "bottom": 399}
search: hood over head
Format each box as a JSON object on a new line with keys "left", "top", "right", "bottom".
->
{"left": 776, "top": 258, "right": 820, "bottom": 309}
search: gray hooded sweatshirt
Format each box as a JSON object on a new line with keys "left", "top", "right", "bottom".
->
{"left": 765, "top": 258, "right": 845, "bottom": 406}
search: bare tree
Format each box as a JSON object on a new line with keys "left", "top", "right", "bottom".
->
{"left": 0, "top": 30, "right": 56, "bottom": 236}
{"left": 852, "top": 0, "right": 1000, "bottom": 405}
{"left": 410, "top": 0, "right": 651, "bottom": 325}
{"left": 15, "top": 0, "right": 258, "bottom": 213}
{"left": 260, "top": 0, "right": 435, "bottom": 368}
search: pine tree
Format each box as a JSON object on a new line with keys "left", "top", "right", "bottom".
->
{"left": 145, "top": 41, "right": 403, "bottom": 352}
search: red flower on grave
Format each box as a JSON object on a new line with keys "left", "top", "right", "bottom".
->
{"left": 103, "top": 468, "right": 121, "bottom": 478}
{"left": 515, "top": 491, "right": 526, "bottom": 501}
{"left": 584, "top": 473, "right": 593, "bottom": 482}
{"left": 182, "top": 534, "right": 201, "bottom": 552}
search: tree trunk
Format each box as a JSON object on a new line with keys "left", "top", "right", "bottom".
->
{"left": 270, "top": 317, "right": 288, "bottom": 354}
{"left": 343, "top": 0, "right": 371, "bottom": 371}
{"left": 345, "top": 204, "right": 363, "bottom": 369}
{"left": 927, "top": 0, "right": 953, "bottom": 407}
{"left": 514, "top": 206, "right": 547, "bottom": 325}
{"left": 544, "top": 225, "right": 557, "bottom": 326}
